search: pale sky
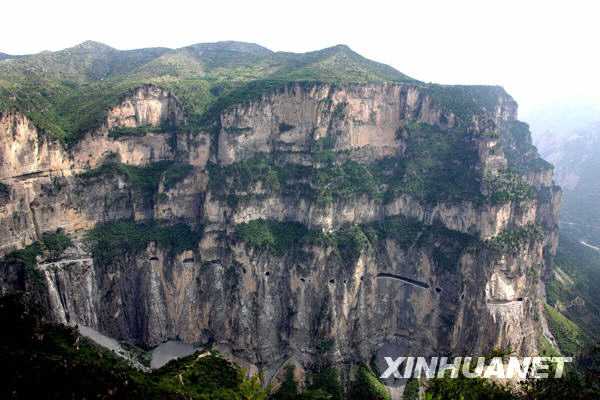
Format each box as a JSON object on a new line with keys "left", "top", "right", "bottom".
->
{"left": 2, "top": 0, "right": 599, "bottom": 126}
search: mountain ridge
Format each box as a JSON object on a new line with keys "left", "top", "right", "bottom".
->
{"left": 0, "top": 40, "right": 519, "bottom": 147}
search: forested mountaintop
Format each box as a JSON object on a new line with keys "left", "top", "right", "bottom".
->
{"left": 0, "top": 40, "right": 509, "bottom": 144}
{"left": 0, "top": 40, "right": 411, "bottom": 82}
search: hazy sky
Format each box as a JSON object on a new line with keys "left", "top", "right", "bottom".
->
{"left": 2, "top": 0, "right": 599, "bottom": 125}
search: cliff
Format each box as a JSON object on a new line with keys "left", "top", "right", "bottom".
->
{"left": 0, "top": 43, "right": 560, "bottom": 393}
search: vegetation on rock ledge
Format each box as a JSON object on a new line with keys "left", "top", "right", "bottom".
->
{"left": 1, "top": 230, "right": 72, "bottom": 269}
{"left": 235, "top": 219, "right": 312, "bottom": 256}
{"left": 236, "top": 218, "right": 372, "bottom": 265}
{"left": 79, "top": 159, "right": 193, "bottom": 198}
{"left": 236, "top": 216, "right": 477, "bottom": 269}
{"left": 107, "top": 122, "right": 177, "bottom": 139}
{"left": 85, "top": 220, "right": 202, "bottom": 262}
{"left": 208, "top": 122, "right": 489, "bottom": 208}
{"left": 486, "top": 224, "right": 544, "bottom": 252}
{"left": 485, "top": 171, "right": 535, "bottom": 204}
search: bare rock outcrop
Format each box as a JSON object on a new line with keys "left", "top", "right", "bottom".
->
{"left": 0, "top": 81, "right": 560, "bottom": 388}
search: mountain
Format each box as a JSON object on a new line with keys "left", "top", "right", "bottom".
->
{"left": 0, "top": 52, "right": 12, "bottom": 61}
{"left": 268, "top": 44, "right": 414, "bottom": 82}
{"left": 184, "top": 40, "right": 274, "bottom": 58}
{"left": 0, "top": 40, "right": 170, "bottom": 81}
{"left": 530, "top": 107, "right": 600, "bottom": 351}
{"left": 0, "top": 41, "right": 564, "bottom": 397}
{"left": 534, "top": 122, "right": 600, "bottom": 246}
{"left": 0, "top": 41, "right": 417, "bottom": 143}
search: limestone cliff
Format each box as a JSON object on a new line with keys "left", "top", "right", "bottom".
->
{"left": 0, "top": 80, "right": 560, "bottom": 388}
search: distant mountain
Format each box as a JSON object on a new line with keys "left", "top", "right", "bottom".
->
{"left": 269, "top": 44, "right": 413, "bottom": 82}
{"left": 525, "top": 100, "right": 600, "bottom": 142}
{"left": 185, "top": 41, "right": 274, "bottom": 56}
{"left": 530, "top": 103, "right": 600, "bottom": 347}
{"left": 0, "top": 52, "right": 12, "bottom": 61}
{"left": 0, "top": 40, "right": 413, "bottom": 84}
{"left": 534, "top": 120, "right": 600, "bottom": 246}
{"left": 0, "top": 40, "right": 171, "bottom": 81}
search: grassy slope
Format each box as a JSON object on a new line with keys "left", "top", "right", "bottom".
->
{"left": 545, "top": 233, "right": 600, "bottom": 351}
{"left": 545, "top": 304, "right": 587, "bottom": 356}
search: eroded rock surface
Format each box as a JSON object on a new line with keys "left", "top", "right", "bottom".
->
{"left": 0, "top": 82, "right": 560, "bottom": 385}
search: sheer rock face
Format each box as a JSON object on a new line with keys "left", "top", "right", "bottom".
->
{"left": 0, "top": 84, "right": 181, "bottom": 180}
{"left": 73, "top": 85, "right": 182, "bottom": 169}
{"left": 0, "top": 112, "right": 68, "bottom": 179}
{"left": 105, "top": 85, "right": 184, "bottom": 129}
{"left": 0, "top": 82, "right": 559, "bottom": 382}
{"left": 217, "top": 83, "right": 516, "bottom": 165}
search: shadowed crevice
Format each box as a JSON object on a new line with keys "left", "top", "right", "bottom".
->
{"left": 376, "top": 273, "right": 430, "bottom": 289}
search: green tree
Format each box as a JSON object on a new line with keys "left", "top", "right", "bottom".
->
{"left": 349, "top": 364, "right": 390, "bottom": 400}
{"left": 308, "top": 367, "right": 343, "bottom": 400}
{"left": 271, "top": 366, "right": 299, "bottom": 400}
{"left": 239, "top": 373, "right": 270, "bottom": 400}
{"left": 403, "top": 378, "right": 420, "bottom": 400}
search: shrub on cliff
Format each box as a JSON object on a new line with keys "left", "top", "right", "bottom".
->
{"left": 41, "top": 230, "right": 73, "bottom": 260}
{"left": 349, "top": 365, "right": 390, "bottom": 400}
{"left": 0, "top": 230, "right": 72, "bottom": 284}
{"left": 485, "top": 171, "right": 534, "bottom": 204}
{"left": 79, "top": 160, "right": 194, "bottom": 201}
{"left": 306, "top": 367, "right": 343, "bottom": 400}
{"left": 236, "top": 219, "right": 311, "bottom": 256}
{"left": 270, "top": 366, "right": 299, "bottom": 400}
{"left": 486, "top": 224, "right": 544, "bottom": 252}
{"left": 85, "top": 220, "right": 201, "bottom": 262}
